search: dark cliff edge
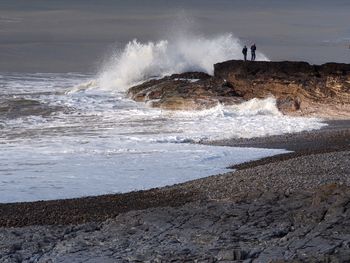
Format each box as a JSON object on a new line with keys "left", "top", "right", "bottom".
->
{"left": 128, "top": 60, "right": 350, "bottom": 118}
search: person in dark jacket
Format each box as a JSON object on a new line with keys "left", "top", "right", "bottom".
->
{"left": 242, "top": 45, "right": 248, "bottom": 61}
{"left": 251, "top": 44, "right": 256, "bottom": 61}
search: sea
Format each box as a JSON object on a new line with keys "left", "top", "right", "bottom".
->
{"left": 0, "top": 34, "right": 326, "bottom": 203}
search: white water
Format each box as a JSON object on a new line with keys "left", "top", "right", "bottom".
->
{"left": 0, "top": 35, "right": 326, "bottom": 203}
{"left": 97, "top": 33, "right": 268, "bottom": 91}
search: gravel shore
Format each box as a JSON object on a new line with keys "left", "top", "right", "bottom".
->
{"left": 0, "top": 120, "right": 349, "bottom": 262}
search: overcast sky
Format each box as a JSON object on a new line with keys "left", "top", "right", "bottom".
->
{"left": 0, "top": 0, "right": 349, "bottom": 72}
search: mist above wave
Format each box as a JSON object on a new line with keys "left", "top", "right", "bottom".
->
{"left": 96, "top": 33, "right": 269, "bottom": 92}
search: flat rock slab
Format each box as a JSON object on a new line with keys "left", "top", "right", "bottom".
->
{"left": 1, "top": 184, "right": 350, "bottom": 262}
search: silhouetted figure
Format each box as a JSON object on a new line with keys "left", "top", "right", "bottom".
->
{"left": 251, "top": 44, "right": 256, "bottom": 61}
{"left": 242, "top": 46, "right": 248, "bottom": 61}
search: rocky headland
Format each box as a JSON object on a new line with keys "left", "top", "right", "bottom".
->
{"left": 128, "top": 60, "right": 350, "bottom": 118}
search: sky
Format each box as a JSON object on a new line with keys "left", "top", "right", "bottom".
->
{"left": 0, "top": 0, "right": 349, "bottom": 72}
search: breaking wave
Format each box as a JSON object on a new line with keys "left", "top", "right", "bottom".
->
{"left": 96, "top": 33, "right": 269, "bottom": 91}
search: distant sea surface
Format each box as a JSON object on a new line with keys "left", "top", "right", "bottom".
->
{"left": 0, "top": 0, "right": 349, "bottom": 72}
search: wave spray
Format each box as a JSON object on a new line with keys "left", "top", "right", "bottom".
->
{"left": 96, "top": 33, "right": 269, "bottom": 91}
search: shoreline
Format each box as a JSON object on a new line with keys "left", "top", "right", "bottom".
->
{"left": 0, "top": 119, "right": 349, "bottom": 228}
{"left": 1, "top": 119, "right": 349, "bottom": 262}
{"left": 211, "top": 119, "right": 350, "bottom": 170}
{"left": 206, "top": 119, "right": 350, "bottom": 151}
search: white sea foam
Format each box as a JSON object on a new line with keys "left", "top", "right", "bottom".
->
{"left": 144, "top": 97, "right": 324, "bottom": 142}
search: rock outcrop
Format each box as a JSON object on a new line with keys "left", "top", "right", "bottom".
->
{"left": 214, "top": 60, "right": 350, "bottom": 115}
{"left": 128, "top": 72, "right": 243, "bottom": 111}
{"left": 128, "top": 60, "right": 350, "bottom": 118}
{"left": 2, "top": 184, "right": 350, "bottom": 262}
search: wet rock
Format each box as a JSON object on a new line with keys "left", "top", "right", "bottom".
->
{"left": 1, "top": 183, "right": 350, "bottom": 262}
{"left": 217, "top": 249, "right": 247, "bottom": 260}
{"left": 128, "top": 60, "right": 350, "bottom": 117}
{"left": 0, "top": 98, "right": 65, "bottom": 118}
{"left": 276, "top": 96, "right": 301, "bottom": 112}
{"left": 128, "top": 71, "right": 243, "bottom": 110}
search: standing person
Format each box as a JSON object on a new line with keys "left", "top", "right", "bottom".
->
{"left": 242, "top": 45, "right": 248, "bottom": 61}
{"left": 251, "top": 44, "right": 256, "bottom": 61}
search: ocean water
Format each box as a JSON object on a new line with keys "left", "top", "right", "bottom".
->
{"left": 0, "top": 35, "right": 326, "bottom": 203}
